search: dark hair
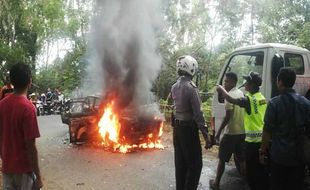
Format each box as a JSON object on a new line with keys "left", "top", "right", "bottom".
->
{"left": 225, "top": 72, "right": 238, "bottom": 84}
{"left": 10, "top": 63, "right": 32, "bottom": 90}
{"left": 277, "top": 67, "right": 296, "bottom": 88}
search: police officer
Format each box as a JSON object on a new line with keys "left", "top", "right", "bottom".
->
{"left": 217, "top": 72, "right": 269, "bottom": 190}
{"left": 171, "top": 55, "right": 209, "bottom": 190}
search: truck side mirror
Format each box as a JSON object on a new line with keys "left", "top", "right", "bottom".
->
{"left": 271, "top": 54, "right": 284, "bottom": 97}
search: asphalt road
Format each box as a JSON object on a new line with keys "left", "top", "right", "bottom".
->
{"left": 7, "top": 115, "right": 247, "bottom": 190}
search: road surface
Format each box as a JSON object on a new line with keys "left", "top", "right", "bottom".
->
{"left": 2, "top": 115, "right": 246, "bottom": 190}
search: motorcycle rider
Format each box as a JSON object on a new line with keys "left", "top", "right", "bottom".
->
{"left": 29, "top": 93, "right": 40, "bottom": 116}
{"left": 39, "top": 93, "right": 47, "bottom": 115}
{"left": 46, "top": 88, "right": 53, "bottom": 114}
{"left": 51, "top": 89, "right": 61, "bottom": 114}
{"left": 29, "top": 93, "right": 37, "bottom": 105}
{"left": 40, "top": 93, "right": 46, "bottom": 104}
{"left": 46, "top": 88, "right": 52, "bottom": 101}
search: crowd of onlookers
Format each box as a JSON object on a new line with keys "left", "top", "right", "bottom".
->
{"left": 0, "top": 72, "right": 65, "bottom": 116}
{"left": 28, "top": 88, "right": 64, "bottom": 115}
{"left": 28, "top": 88, "right": 64, "bottom": 105}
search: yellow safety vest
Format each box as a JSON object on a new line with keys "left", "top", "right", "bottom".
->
{"left": 244, "top": 92, "right": 267, "bottom": 143}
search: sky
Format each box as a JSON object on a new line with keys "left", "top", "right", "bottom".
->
{"left": 36, "top": 39, "right": 73, "bottom": 68}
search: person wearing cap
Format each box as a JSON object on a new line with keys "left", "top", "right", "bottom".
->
{"left": 216, "top": 71, "right": 269, "bottom": 190}
{"left": 171, "top": 55, "right": 209, "bottom": 190}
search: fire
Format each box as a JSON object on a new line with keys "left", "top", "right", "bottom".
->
{"left": 97, "top": 101, "right": 164, "bottom": 153}
{"left": 98, "top": 102, "right": 120, "bottom": 145}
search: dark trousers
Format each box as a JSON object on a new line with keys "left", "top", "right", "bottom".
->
{"left": 245, "top": 142, "right": 269, "bottom": 190}
{"left": 173, "top": 124, "right": 202, "bottom": 190}
{"left": 270, "top": 161, "right": 304, "bottom": 190}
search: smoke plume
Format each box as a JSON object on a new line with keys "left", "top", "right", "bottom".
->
{"left": 83, "top": 0, "right": 163, "bottom": 114}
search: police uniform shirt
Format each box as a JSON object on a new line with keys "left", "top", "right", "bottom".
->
{"left": 236, "top": 92, "right": 267, "bottom": 143}
{"left": 171, "top": 75, "right": 205, "bottom": 129}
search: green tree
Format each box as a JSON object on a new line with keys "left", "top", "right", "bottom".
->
{"left": 0, "top": 0, "right": 65, "bottom": 84}
{"left": 35, "top": 0, "right": 92, "bottom": 94}
{"left": 155, "top": 0, "right": 213, "bottom": 99}
{"left": 256, "top": 0, "right": 310, "bottom": 49}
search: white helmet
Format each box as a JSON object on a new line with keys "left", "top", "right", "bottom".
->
{"left": 176, "top": 55, "right": 198, "bottom": 76}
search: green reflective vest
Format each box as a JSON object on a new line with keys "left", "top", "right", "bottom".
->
{"left": 244, "top": 92, "right": 267, "bottom": 143}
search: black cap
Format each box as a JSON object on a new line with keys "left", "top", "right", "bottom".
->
{"left": 243, "top": 72, "right": 262, "bottom": 86}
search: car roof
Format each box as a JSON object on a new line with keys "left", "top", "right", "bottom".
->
{"left": 233, "top": 43, "right": 310, "bottom": 54}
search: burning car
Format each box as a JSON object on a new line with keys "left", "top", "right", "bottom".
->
{"left": 61, "top": 95, "right": 164, "bottom": 153}
{"left": 61, "top": 96, "right": 101, "bottom": 143}
{"left": 61, "top": 96, "right": 101, "bottom": 125}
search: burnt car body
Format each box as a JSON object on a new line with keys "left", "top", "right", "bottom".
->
{"left": 61, "top": 95, "right": 163, "bottom": 147}
{"left": 114, "top": 111, "right": 163, "bottom": 145}
{"left": 61, "top": 96, "right": 101, "bottom": 124}
{"left": 61, "top": 96, "right": 101, "bottom": 143}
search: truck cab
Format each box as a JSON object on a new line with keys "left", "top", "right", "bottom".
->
{"left": 211, "top": 43, "right": 310, "bottom": 133}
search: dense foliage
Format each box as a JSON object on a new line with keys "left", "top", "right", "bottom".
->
{"left": 1, "top": 0, "right": 310, "bottom": 99}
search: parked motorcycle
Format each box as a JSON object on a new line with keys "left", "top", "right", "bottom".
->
{"left": 36, "top": 100, "right": 44, "bottom": 116}
{"left": 44, "top": 100, "right": 52, "bottom": 115}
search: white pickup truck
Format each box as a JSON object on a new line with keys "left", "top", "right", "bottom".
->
{"left": 211, "top": 43, "right": 310, "bottom": 133}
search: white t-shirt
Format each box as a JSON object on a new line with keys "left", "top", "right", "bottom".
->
{"left": 224, "top": 87, "right": 245, "bottom": 135}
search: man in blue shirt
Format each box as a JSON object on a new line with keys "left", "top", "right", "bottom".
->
{"left": 260, "top": 68, "right": 310, "bottom": 190}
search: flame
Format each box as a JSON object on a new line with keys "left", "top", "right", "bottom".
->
{"left": 98, "top": 103, "right": 121, "bottom": 146}
{"left": 97, "top": 102, "right": 164, "bottom": 153}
